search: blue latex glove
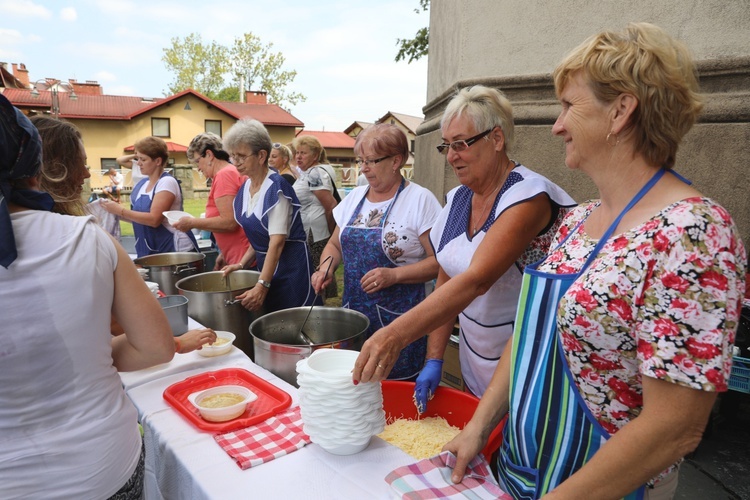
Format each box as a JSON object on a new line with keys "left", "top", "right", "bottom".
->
{"left": 414, "top": 359, "right": 444, "bottom": 414}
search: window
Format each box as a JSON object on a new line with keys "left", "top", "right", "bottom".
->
{"left": 205, "top": 120, "right": 222, "bottom": 136}
{"left": 101, "top": 158, "right": 118, "bottom": 170}
{"left": 152, "top": 117, "right": 170, "bottom": 137}
{"left": 410, "top": 140, "right": 416, "bottom": 153}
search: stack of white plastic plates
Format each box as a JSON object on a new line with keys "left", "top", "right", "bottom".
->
{"left": 296, "top": 349, "right": 385, "bottom": 455}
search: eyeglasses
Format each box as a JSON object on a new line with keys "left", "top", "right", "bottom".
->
{"left": 355, "top": 156, "right": 391, "bottom": 167}
{"left": 436, "top": 127, "right": 495, "bottom": 155}
{"left": 229, "top": 152, "right": 255, "bottom": 165}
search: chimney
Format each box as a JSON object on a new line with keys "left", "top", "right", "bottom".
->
{"left": 12, "top": 63, "right": 30, "bottom": 88}
{"left": 245, "top": 90, "right": 267, "bottom": 104}
{"left": 69, "top": 79, "right": 103, "bottom": 95}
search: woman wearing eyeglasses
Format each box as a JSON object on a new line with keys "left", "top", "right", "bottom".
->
{"left": 311, "top": 124, "right": 442, "bottom": 379}
{"left": 268, "top": 142, "right": 296, "bottom": 185}
{"left": 353, "top": 85, "right": 575, "bottom": 404}
{"left": 221, "top": 119, "right": 319, "bottom": 312}
{"left": 171, "top": 133, "right": 249, "bottom": 269}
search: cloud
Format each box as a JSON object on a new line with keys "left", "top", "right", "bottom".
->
{"left": 95, "top": 70, "right": 117, "bottom": 82}
{"left": 60, "top": 7, "right": 78, "bottom": 21}
{"left": 0, "top": 0, "right": 52, "bottom": 18}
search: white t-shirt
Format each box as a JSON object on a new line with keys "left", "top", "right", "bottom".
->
{"left": 111, "top": 171, "right": 124, "bottom": 188}
{"left": 333, "top": 181, "right": 442, "bottom": 266}
{"left": 131, "top": 175, "right": 194, "bottom": 252}
{"left": 293, "top": 164, "right": 335, "bottom": 242}
{"left": 0, "top": 211, "right": 141, "bottom": 498}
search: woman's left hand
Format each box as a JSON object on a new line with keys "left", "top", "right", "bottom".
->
{"left": 237, "top": 285, "right": 267, "bottom": 311}
{"left": 171, "top": 216, "right": 193, "bottom": 232}
{"left": 360, "top": 267, "right": 395, "bottom": 294}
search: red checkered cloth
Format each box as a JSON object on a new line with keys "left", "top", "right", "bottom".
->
{"left": 385, "top": 451, "right": 512, "bottom": 499}
{"left": 214, "top": 406, "right": 310, "bottom": 469}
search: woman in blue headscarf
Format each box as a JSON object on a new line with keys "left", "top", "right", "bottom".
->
{"left": 0, "top": 94, "right": 175, "bottom": 498}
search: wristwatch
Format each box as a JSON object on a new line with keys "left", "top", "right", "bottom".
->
{"left": 257, "top": 279, "right": 271, "bottom": 289}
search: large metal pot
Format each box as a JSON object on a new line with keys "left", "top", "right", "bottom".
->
{"left": 249, "top": 307, "right": 370, "bottom": 387}
{"left": 157, "top": 295, "right": 189, "bottom": 336}
{"left": 134, "top": 252, "right": 205, "bottom": 295}
{"left": 176, "top": 271, "right": 266, "bottom": 358}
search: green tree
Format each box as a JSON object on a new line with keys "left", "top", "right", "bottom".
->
{"left": 162, "top": 33, "right": 229, "bottom": 98}
{"left": 162, "top": 32, "right": 305, "bottom": 109}
{"left": 229, "top": 33, "right": 306, "bottom": 108}
{"left": 395, "top": 0, "right": 429, "bottom": 63}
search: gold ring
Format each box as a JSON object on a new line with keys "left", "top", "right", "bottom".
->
{"left": 377, "top": 363, "right": 384, "bottom": 369}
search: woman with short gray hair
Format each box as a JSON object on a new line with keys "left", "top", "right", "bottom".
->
{"left": 221, "top": 119, "right": 319, "bottom": 312}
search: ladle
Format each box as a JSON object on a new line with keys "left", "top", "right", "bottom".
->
{"left": 298, "top": 255, "right": 334, "bottom": 345}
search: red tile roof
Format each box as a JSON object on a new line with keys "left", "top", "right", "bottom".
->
{"left": 295, "top": 130, "right": 355, "bottom": 149}
{"left": 124, "top": 142, "right": 187, "bottom": 153}
{"left": 1, "top": 87, "right": 303, "bottom": 127}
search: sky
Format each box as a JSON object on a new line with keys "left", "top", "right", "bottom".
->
{"left": 0, "top": 0, "right": 429, "bottom": 132}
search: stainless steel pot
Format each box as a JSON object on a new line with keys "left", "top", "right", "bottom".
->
{"left": 134, "top": 252, "right": 205, "bottom": 295}
{"left": 157, "top": 295, "right": 189, "bottom": 336}
{"left": 176, "top": 271, "right": 266, "bottom": 358}
{"left": 249, "top": 307, "right": 370, "bottom": 387}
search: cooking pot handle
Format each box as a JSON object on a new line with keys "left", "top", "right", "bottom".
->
{"left": 172, "top": 264, "right": 195, "bottom": 276}
{"left": 224, "top": 299, "right": 241, "bottom": 306}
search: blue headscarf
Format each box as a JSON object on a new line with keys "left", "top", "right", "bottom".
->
{"left": 0, "top": 93, "right": 55, "bottom": 268}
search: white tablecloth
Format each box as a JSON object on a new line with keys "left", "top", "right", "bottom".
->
{"left": 123, "top": 353, "right": 414, "bottom": 499}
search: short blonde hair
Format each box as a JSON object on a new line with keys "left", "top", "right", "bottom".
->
{"left": 440, "top": 85, "right": 515, "bottom": 153}
{"left": 553, "top": 22, "right": 703, "bottom": 169}
{"left": 294, "top": 135, "right": 326, "bottom": 163}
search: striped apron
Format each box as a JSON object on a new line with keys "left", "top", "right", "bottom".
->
{"left": 498, "top": 168, "right": 667, "bottom": 499}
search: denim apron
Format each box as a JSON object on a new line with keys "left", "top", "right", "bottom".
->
{"left": 498, "top": 168, "right": 669, "bottom": 499}
{"left": 340, "top": 178, "right": 426, "bottom": 380}
{"left": 132, "top": 173, "right": 197, "bottom": 258}
{"left": 233, "top": 173, "right": 318, "bottom": 312}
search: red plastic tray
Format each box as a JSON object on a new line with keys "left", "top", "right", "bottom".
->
{"left": 381, "top": 380, "right": 506, "bottom": 459}
{"left": 163, "top": 368, "right": 292, "bottom": 433}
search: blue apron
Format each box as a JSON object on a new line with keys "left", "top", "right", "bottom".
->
{"left": 340, "top": 178, "right": 427, "bottom": 380}
{"left": 498, "top": 168, "right": 669, "bottom": 499}
{"left": 234, "top": 173, "right": 319, "bottom": 312}
{"left": 131, "top": 173, "right": 197, "bottom": 258}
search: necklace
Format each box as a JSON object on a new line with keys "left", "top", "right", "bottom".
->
{"left": 471, "top": 159, "right": 514, "bottom": 235}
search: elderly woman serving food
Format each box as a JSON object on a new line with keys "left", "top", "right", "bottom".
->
{"left": 221, "top": 118, "right": 319, "bottom": 312}
{"left": 445, "top": 23, "right": 746, "bottom": 499}
{"left": 311, "top": 124, "right": 442, "bottom": 380}
{"left": 353, "top": 85, "right": 575, "bottom": 405}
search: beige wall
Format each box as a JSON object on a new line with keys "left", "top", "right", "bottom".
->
{"left": 417, "top": 0, "right": 750, "bottom": 244}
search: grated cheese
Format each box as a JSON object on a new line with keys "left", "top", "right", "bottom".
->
{"left": 378, "top": 417, "right": 460, "bottom": 459}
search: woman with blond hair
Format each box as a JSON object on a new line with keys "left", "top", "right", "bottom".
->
{"left": 294, "top": 134, "right": 339, "bottom": 297}
{"left": 269, "top": 142, "right": 296, "bottom": 185}
{"left": 445, "top": 23, "right": 746, "bottom": 499}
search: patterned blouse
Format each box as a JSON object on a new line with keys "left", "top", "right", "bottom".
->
{"left": 538, "top": 197, "right": 746, "bottom": 435}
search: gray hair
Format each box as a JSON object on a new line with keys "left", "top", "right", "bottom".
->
{"left": 187, "top": 132, "right": 228, "bottom": 162}
{"left": 223, "top": 119, "right": 272, "bottom": 164}
{"left": 440, "top": 85, "right": 515, "bottom": 153}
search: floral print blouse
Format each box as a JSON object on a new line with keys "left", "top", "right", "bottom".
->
{"left": 538, "top": 197, "right": 746, "bottom": 434}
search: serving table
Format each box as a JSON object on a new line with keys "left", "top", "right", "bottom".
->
{"left": 121, "top": 340, "right": 414, "bottom": 499}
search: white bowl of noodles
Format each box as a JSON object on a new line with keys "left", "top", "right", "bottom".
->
{"left": 197, "top": 331, "right": 236, "bottom": 357}
{"left": 187, "top": 385, "right": 257, "bottom": 422}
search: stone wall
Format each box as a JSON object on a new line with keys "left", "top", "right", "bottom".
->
{"left": 417, "top": 0, "right": 750, "bottom": 244}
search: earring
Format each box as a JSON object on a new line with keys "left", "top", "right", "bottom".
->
{"left": 606, "top": 131, "right": 620, "bottom": 147}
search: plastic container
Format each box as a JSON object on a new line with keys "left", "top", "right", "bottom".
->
{"left": 163, "top": 210, "right": 192, "bottom": 226}
{"left": 381, "top": 380, "right": 506, "bottom": 459}
{"left": 197, "top": 331, "right": 236, "bottom": 357}
{"left": 729, "top": 355, "right": 750, "bottom": 393}
{"left": 187, "top": 385, "right": 257, "bottom": 422}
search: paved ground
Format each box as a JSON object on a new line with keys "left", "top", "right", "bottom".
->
{"left": 676, "top": 390, "right": 750, "bottom": 499}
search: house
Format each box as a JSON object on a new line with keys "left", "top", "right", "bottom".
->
{"left": 343, "top": 120, "right": 372, "bottom": 138}
{"left": 1, "top": 65, "right": 303, "bottom": 194}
